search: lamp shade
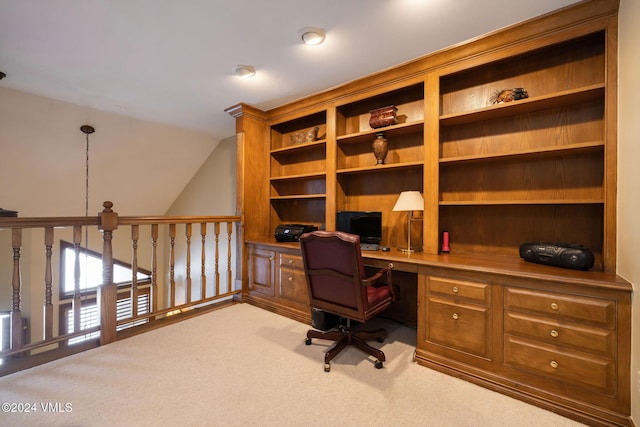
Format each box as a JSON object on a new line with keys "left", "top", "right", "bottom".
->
{"left": 392, "top": 191, "right": 424, "bottom": 212}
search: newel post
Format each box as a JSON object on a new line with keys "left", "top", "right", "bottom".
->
{"left": 98, "top": 201, "right": 118, "bottom": 345}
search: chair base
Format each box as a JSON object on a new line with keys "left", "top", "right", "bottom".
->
{"left": 305, "top": 325, "right": 387, "bottom": 371}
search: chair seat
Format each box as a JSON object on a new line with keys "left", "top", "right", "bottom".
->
{"left": 367, "top": 285, "right": 390, "bottom": 306}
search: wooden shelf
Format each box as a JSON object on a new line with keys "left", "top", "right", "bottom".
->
{"left": 440, "top": 141, "right": 604, "bottom": 164}
{"left": 337, "top": 121, "right": 424, "bottom": 144}
{"left": 270, "top": 139, "right": 326, "bottom": 155}
{"left": 270, "top": 172, "right": 326, "bottom": 182}
{"left": 270, "top": 194, "right": 326, "bottom": 201}
{"left": 440, "top": 84, "right": 604, "bottom": 127}
{"left": 439, "top": 199, "right": 604, "bottom": 206}
{"left": 336, "top": 161, "right": 423, "bottom": 175}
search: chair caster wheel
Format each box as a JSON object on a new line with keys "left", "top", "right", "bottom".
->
{"left": 324, "top": 363, "right": 331, "bottom": 372}
{"left": 374, "top": 360, "right": 383, "bottom": 369}
{"left": 305, "top": 338, "right": 312, "bottom": 345}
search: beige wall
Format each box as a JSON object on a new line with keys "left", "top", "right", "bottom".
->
{"left": 164, "top": 136, "right": 238, "bottom": 305}
{"left": 618, "top": 0, "right": 640, "bottom": 421}
{"left": 0, "top": 86, "right": 218, "bottom": 217}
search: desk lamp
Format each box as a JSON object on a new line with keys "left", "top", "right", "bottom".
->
{"left": 392, "top": 191, "right": 424, "bottom": 253}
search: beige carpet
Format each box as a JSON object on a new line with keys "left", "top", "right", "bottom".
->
{"left": 0, "top": 303, "right": 583, "bottom": 427}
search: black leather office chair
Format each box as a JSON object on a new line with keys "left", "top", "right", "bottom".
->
{"left": 300, "top": 231, "right": 395, "bottom": 372}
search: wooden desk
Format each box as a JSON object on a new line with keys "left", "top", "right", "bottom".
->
{"left": 244, "top": 240, "right": 631, "bottom": 426}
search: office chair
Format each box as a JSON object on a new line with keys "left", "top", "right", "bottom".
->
{"left": 300, "top": 231, "right": 395, "bottom": 372}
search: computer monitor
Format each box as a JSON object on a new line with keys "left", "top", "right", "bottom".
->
{"left": 336, "top": 211, "right": 382, "bottom": 248}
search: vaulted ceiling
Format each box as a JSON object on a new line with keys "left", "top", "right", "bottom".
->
{"left": 1, "top": 0, "right": 580, "bottom": 140}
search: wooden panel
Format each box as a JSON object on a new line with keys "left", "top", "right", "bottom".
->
{"left": 426, "top": 296, "right": 491, "bottom": 358}
{"left": 504, "top": 335, "right": 615, "bottom": 395}
{"left": 248, "top": 248, "right": 275, "bottom": 297}
{"left": 440, "top": 100, "right": 604, "bottom": 160}
{"left": 504, "top": 286, "right": 615, "bottom": 328}
{"left": 427, "top": 276, "right": 490, "bottom": 304}
{"left": 440, "top": 152, "right": 604, "bottom": 203}
{"left": 439, "top": 31, "right": 605, "bottom": 116}
{"left": 278, "top": 266, "right": 308, "bottom": 308}
{"left": 438, "top": 204, "right": 604, "bottom": 269}
{"left": 504, "top": 311, "right": 615, "bottom": 357}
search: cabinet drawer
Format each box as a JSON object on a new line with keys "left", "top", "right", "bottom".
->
{"left": 504, "top": 287, "right": 615, "bottom": 328}
{"left": 426, "top": 297, "right": 490, "bottom": 358}
{"left": 279, "top": 267, "right": 309, "bottom": 307}
{"left": 504, "top": 312, "right": 615, "bottom": 357}
{"left": 280, "top": 253, "right": 304, "bottom": 270}
{"left": 428, "top": 276, "right": 489, "bottom": 304}
{"left": 504, "top": 335, "right": 615, "bottom": 395}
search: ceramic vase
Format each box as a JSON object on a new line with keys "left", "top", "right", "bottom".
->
{"left": 372, "top": 132, "right": 388, "bottom": 165}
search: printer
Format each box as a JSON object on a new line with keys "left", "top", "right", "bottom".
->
{"left": 274, "top": 224, "right": 318, "bottom": 242}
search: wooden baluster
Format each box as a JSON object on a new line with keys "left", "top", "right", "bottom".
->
{"left": 185, "top": 223, "right": 192, "bottom": 304}
{"left": 200, "top": 223, "right": 207, "bottom": 300}
{"left": 227, "top": 222, "right": 233, "bottom": 293}
{"left": 214, "top": 222, "right": 220, "bottom": 296}
{"left": 151, "top": 224, "right": 158, "bottom": 313}
{"left": 131, "top": 225, "right": 139, "bottom": 318}
{"left": 11, "top": 228, "right": 23, "bottom": 352}
{"left": 169, "top": 224, "right": 176, "bottom": 307}
{"left": 99, "top": 201, "right": 118, "bottom": 345}
{"left": 72, "top": 226, "right": 82, "bottom": 334}
{"left": 43, "top": 227, "right": 54, "bottom": 340}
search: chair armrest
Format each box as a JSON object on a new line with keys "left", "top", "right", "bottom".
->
{"left": 361, "top": 263, "right": 394, "bottom": 287}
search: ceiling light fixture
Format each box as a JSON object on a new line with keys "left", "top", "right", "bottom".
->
{"left": 234, "top": 65, "right": 256, "bottom": 79}
{"left": 298, "top": 27, "right": 326, "bottom": 46}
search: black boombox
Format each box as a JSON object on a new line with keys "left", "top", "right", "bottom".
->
{"left": 519, "top": 242, "right": 594, "bottom": 270}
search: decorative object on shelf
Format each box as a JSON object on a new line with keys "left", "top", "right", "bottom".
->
{"left": 490, "top": 88, "right": 529, "bottom": 104}
{"left": 372, "top": 132, "right": 388, "bottom": 165}
{"left": 290, "top": 126, "right": 319, "bottom": 144}
{"left": 392, "top": 190, "right": 424, "bottom": 253}
{"left": 441, "top": 231, "right": 450, "bottom": 253}
{"left": 369, "top": 105, "right": 398, "bottom": 128}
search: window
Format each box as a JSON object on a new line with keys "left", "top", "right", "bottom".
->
{"left": 58, "top": 241, "right": 152, "bottom": 344}
{"left": 59, "top": 241, "right": 151, "bottom": 298}
{"left": 62, "top": 290, "right": 150, "bottom": 344}
{"left": 0, "top": 312, "right": 9, "bottom": 365}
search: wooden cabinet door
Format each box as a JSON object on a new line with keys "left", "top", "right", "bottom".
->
{"left": 248, "top": 247, "right": 275, "bottom": 297}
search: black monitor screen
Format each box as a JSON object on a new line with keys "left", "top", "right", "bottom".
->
{"left": 336, "top": 211, "right": 382, "bottom": 245}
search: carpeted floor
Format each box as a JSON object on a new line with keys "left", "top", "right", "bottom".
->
{"left": 0, "top": 303, "right": 584, "bottom": 426}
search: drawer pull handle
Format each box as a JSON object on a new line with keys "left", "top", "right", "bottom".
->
{"left": 452, "top": 313, "right": 459, "bottom": 320}
{"left": 550, "top": 302, "right": 559, "bottom": 310}
{"left": 452, "top": 286, "right": 459, "bottom": 294}
{"left": 550, "top": 360, "right": 559, "bottom": 369}
{"left": 550, "top": 329, "right": 559, "bottom": 338}
{"left": 288, "top": 259, "right": 294, "bottom": 265}
{"left": 269, "top": 256, "right": 274, "bottom": 261}
{"left": 288, "top": 276, "right": 294, "bottom": 282}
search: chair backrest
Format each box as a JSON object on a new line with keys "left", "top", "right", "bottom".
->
{"left": 299, "top": 231, "right": 371, "bottom": 321}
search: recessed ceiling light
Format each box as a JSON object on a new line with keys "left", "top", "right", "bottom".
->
{"left": 234, "top": 65, "right": 256, "bottom": 79}
{"left": 298, "top": 27, "right": 325, "bottom": 46}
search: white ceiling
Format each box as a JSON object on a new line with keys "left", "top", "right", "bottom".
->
{"left": 0, "top": 0, "right": 580, "bottom": 141}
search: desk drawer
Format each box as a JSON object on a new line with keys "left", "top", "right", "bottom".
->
{"left": 504, "top": 311, "right": 615, "bottom": 357}
{"left": 504, "top": 335, "right": 615, "bottom": 395}
{"left": 280, "top": 253, "right": 303, "bottom": 270}
{"left": 504, "top": 287, "right": 615, "bottom": 328}
{"left": 426, "top": 297, "right": 490, "bottom": 358}
{"left": 279, "top": 266, "right": 308, "bottom": 307}
{"left": 427, "top": 276, "right": 490, "bottom": 304}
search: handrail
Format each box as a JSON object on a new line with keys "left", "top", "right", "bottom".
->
{"left": 0, "top": 201, "right": 242, "bottom": 375}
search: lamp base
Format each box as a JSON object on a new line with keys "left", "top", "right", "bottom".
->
{"left": 399, "top": 247, "right": 422, "bottom": 254}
